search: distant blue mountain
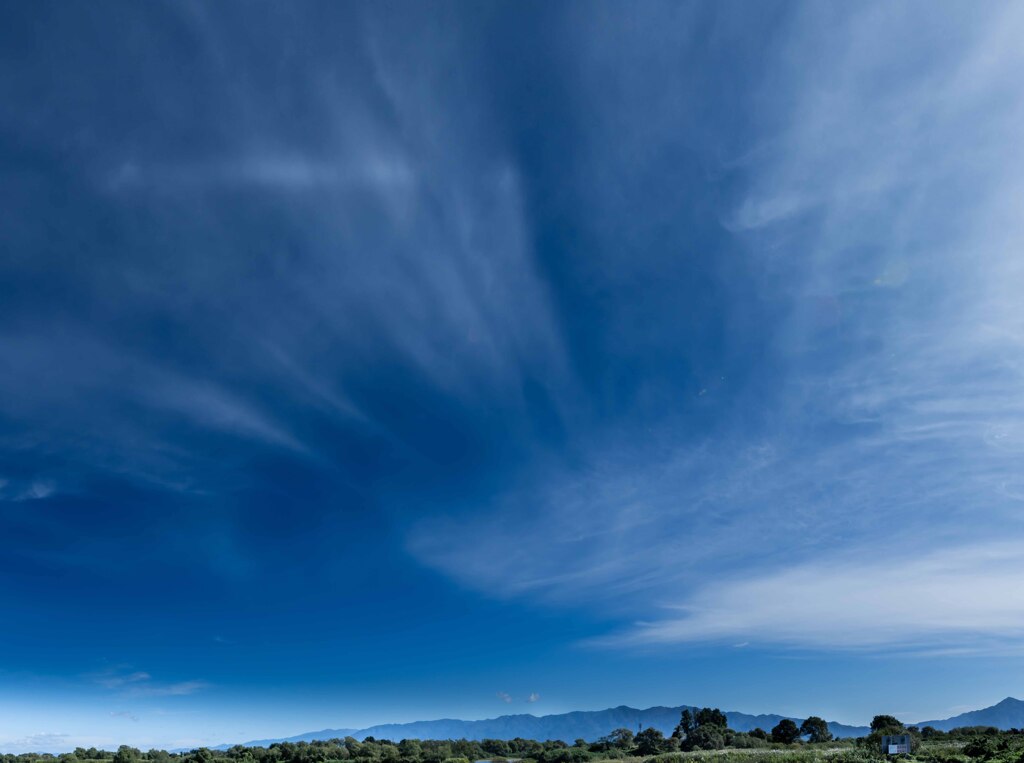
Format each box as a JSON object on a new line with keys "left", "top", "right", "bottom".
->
{"left": 214, "top": 697, "right": 1024, "bottom": 751}
{"left": 216, "top": 730, "right": 359, "bottom": 749}
{"left": 915, "top": 697, "right": 1024, "bottom": 731}
{"left": 216, "top": 704, "right": 868, "bottom": 749}
{"left": 345, "top": 705, "right": 869, "bottom": 742}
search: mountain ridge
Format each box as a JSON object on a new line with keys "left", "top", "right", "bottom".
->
{"left": 212, "top": 697, "right": 1024, "bottom": 750}
{"left": 916, "top": 697, "right": 1024, "bottom": 731}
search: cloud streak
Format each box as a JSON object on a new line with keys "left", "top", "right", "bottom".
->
{"left": 407, "top": 0, "right": 1024, "bottom": 654}
{"left": 0, "top": 0, "right": 567, "bottom": 590}
{"left": 90, "top": 668, "right": 209, "bottom": 698}
{"left": 597, "top": 543, "right": 1024, "bottom": 652}
{"left": 2, "top": 735, "right": 70, "bottom": 754}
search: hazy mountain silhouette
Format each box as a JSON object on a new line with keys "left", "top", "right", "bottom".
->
{"left": 215, "top": 697, "right": 1024, "bottom": 750}
{"left": 916, "top": 697, "right": 1024, "bottom": 731}
{"left": 215, "top": 704, "right": 866, "bottom": 748}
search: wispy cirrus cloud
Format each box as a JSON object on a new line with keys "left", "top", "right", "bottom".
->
{"left": 2, "top": 734, "right": 70, "bottom": 754}
{"left": 0, "top": 0, "right": 568, "bottom": 593}
{"left": 106, "top": 153, "right": 415, "bottom": 195}
{"left": 127, "top": 680, "right": 210, "bottom": 698}
{"left": 92, "top": 670, "right": 151, "bottom": 690}
{"left": 408, "top": 0, "right": 1024, "bottom": 655}
{"left": 90, "top": 668, "right": 209, "bottom": 698}
{"left": 0, "top": 476, "right": 56, "bottom": 502}
{"left": 596, "top": 543, "right": 1024, "bottom": 652}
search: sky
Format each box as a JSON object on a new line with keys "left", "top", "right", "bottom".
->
{"left": 2, "top": 0, "right": 1024, "bottom": 753}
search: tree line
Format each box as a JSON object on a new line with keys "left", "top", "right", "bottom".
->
{"left": 6, "top": 710, "right": 1024, "bottom": 763}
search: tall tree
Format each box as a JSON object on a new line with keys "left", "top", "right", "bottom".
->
{"left": 602, "top": 729, "right": 634, "bottom": 751}
{"left": 800, "top": 717, "right": 833, "bottom": 744}
{"left": 113, "top": 748, "right": 141, "bottom": 763}
{"left": 771, "top": 720, "right": 801, "bottom": 745}
{"left": 695, "top": 709, "right": 729, "bottom": 730}
{"left": 634, "top": 728, "right": 668, "bottom": 756}
{"left": 871, "top": 716, "right": 905, "bottom": 734}
{"left": 674, "top": 710, "right": 695, "bottom": 740}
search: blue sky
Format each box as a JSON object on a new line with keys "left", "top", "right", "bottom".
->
{"left": 3, "top": 0, "right": 1024, "bottom": 752}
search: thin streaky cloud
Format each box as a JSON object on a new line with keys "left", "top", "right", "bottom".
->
{"left": 407, "top": 0, "right": 1024, "bottom": 655}
{"left": 3, "top": 0, "right": 1024, "bottom": 748}
{"left": 594, "top": 543, "right": 1024, "bottom": 652}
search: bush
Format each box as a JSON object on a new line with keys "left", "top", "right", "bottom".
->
{"left": 687, "top": 729, "right": 725, "bottom": 751}
{"left": 964, "top": 740, "right": 993, "bottom": 760}
{"left": 730, "top": 734, "right": 768, "bottom": 749}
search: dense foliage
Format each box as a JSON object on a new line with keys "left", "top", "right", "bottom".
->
{"left": 7, "top": 712, "right": 1024, "bottom": 763}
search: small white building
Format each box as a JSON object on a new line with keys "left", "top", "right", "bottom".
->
{"left": 882, "top": 735, "right": 911, "bottom": 755}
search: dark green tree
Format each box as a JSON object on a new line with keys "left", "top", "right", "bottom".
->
{"left": 184, "top": 749, "right": 213, "bottom": 763}
{"left": 113, "top": 748, "right": 141, "bottom": 763}
{"left": 601, "top": 730, "right": 634, "bottom": 751}
{"left": 398, "top": 741, "right": 422, "bottom": 762}
{"left": 771, "top": 719, "right": 801, "bottom": 744}
{"left": 677, "top": 707, "right": 731, "bottom": 751}
{"left": 674, "top": 710, "right": 695, "bottom": 740}
{"left": 514, "top": 740, "right": 543, "bottom": 759}
{"left": 482, "top": 741, "right": 509, "bottom": 758}
{"left": 730, "top": 733, "right": 768, "bottom": 749}
{"left": 964, "top": 738, "right": 993, "bottom": 759}
{"left": 695, "top": 709, "right": 729, "bottom": 729}
{"left": 634, "top": 728, "right": 668, "bottom": 756}
{"left": 800, "top": 717, "right": 833, "bottom": 743}
{"left": 686, "top": 727, "right": 725, "bottom": 751}
{"left": 871, "top": 716, "right": 905, "bottom": 734}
